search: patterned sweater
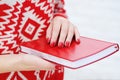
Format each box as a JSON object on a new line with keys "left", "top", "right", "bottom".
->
{"left": 0, "top": 0, "right": 67, "bottom": 80}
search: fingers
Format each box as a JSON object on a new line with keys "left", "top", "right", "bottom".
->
{"left": 46, "top": 22, "right": 53, "bottom": 43}
{"left": 50, "top": 19, "right": 61, "bottom": 47}
{"left": 75, "top": 26, "right": 80, "bottom": 43}
{"left": 65, "top": 23, "right": 74, "bottom": 47}
{"left": 46, "top": 16, "right": 80, "bottom": 47}
{"left": 58, "top": 20, "right": 69, "bottom": 47}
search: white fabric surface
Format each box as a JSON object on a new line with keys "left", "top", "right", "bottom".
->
{"left": 64, "top": 0, "right": 120, "bottom": 80}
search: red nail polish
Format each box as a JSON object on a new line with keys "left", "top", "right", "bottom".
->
{"left": 65, "top": 41, "right": 70, "bottom": 47}
{"left": 50, "top": 42, "right": 56, "bottom": 47}
{"left": 76, "top": 39, "right": 80, "bottom": 44}
{"left": 55, "top": 65, "right": 61, "bottom": 70}
{"left": 58, "top": 42, "right": 64, "bottom": 48}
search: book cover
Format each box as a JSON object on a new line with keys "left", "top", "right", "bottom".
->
{"left": 20, "top": 36, "right": 119, "bottom": 69}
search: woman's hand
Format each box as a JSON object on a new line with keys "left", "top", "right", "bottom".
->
{"left": 46, "top": 16, "right": 80, "bottom": 47}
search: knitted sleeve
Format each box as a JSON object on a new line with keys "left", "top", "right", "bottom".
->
{"left": 53, "top": 0, "right": 68, "bottom": 18}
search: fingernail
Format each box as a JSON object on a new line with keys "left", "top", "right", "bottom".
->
{"left": 58, "top": 42, "right": 64, "bottom": 48}
{"left": 50, "top": 42, "right": 56, "bottom": 47}
{"left": 55, "top": 65, "right": 61, "bottom": 70}
{"left": 76, "top": 39, "right": 80, "bottom": 44}
{"left": 65, "top": 41, "right": 70, "bottom": 47}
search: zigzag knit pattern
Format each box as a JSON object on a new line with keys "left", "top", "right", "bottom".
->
{"left": 0, "top": 0, "right": 65, "bottom": 80}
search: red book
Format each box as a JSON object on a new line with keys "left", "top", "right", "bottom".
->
{"left": 20, "top": 36, "right": 119, "bottom": 69}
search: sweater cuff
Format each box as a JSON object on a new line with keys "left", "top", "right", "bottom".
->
{"left": 53, "top": 13, "right": 68, "bottom": 19}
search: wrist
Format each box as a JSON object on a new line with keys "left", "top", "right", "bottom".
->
{"left": 0, "top": 54, "right": 23, "bottom": 73}
{"left": 53, "top": 13, "right": 68, "bottom": 19}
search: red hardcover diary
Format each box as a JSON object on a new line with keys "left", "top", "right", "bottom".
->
{"left": 20, "top": 36, "right": 119, "bottom": 69}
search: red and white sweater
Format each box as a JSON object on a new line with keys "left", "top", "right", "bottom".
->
{"left": 0, "top": 0, "right": 67, "bottom": 80}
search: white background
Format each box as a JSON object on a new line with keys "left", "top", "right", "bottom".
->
{"left": 64, "top": 0, "right": 120, "bottom": 80}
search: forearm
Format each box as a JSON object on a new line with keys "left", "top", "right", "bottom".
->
{"left": 0, "top": 53, "right": 55, "bottom": 73}
{"left": 0, "top": 54, "right": 23, "bottom": 73}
